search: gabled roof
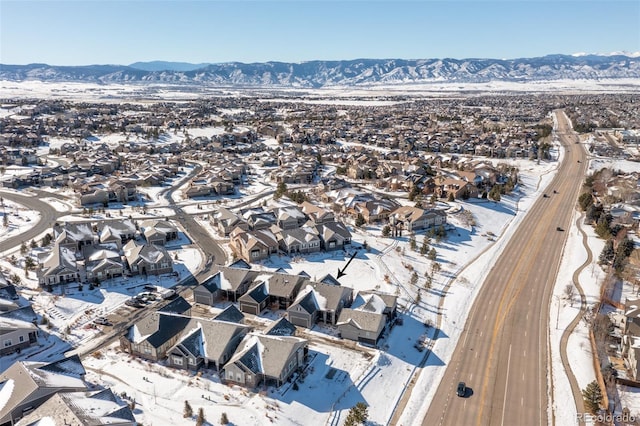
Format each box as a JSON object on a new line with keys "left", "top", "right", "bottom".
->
{"left": 319, "top": 274, "right": 341, "bottom": 286}
{"left": 17, "top": 388, "right": 135, "bottom": 426}
{"left": 127, "top": 312, "right": 191, "bottom": 348}
{"left": 228, "top": 259, "right": 251, "bottom": 269}
{"left": 336, "top": 308, "right": 386, "bottom": 334}
{"left": 214, "top": 305, "right": 245, "bottom": 323}
{"left": 227, "top": 333, "right": 307, "bottom": 379}
{"left": 263, "top": 317, "right": 296, "bottom": 336}
{"left": 239, "top": 281, "right": 269, "bottom": 304}
{"left": 158, "top": 296, "right": 191, "bottom": 315}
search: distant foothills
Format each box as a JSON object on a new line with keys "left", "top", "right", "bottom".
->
{"left": 1, "top": 54, "right": 640, "bottom": 87}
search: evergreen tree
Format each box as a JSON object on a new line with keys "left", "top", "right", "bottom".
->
{"left": 409, "top": 234, "right": 417, "bottom": 251}
{"left": 381, "top": 225, "right": 391, "bottom": 237}
{"left": 582, "top": 380, "right": 603, "bottom": 414}
{"left": 578, "top": 192, "right": 593, "bottom": 211}
{"left": 274, "top": 182, "right": 287, "bottom": 200}
{"left": 355, "top": 213, "right": 365, "bottom": 227}
{"left": 196, "top": 407, "right": 206, "bottom": 426}
{"left": 595, "top": 216, "right": 611, "bottom": 239}
{"left": 343, "top": 402, "right": 369, "bottom": 426}
{"left": 420, "top": 237, "right": 429, "bottom": 255}
{"left": 220, "top": 412, "right": 229, "bottom": 425}
{"left": 410, "top": 271, "right": 418, "bottom": 286}
{"left": 20, "top": 242, "right": 27, "bottom": 255}
{"left": 183, "top": 400, "right": 193, "bottom": 418}
{"left": 428, "top": 248, "right": 437, "bottom": 261}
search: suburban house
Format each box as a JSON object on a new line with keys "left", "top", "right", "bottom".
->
{"left": 15, "top": 389, "right": 136, "bottom": 426}
{"left": 211, "top": 207, "right": 248, "bottom": 236}
{"left": 166, "top": 319, "right": 251, "bottom": 371}
{"left": 229, "top": 228, "right": 280, "bottom": 263}
{"left": 273, "top": 226, "right": 321, "bottom": 255}
{"left": 287, "top": 282, "right": 353, "bottom": 328}
{"left": 123, "top": 240, "right": 173, "bottom": 276}
{"left": 36, "top": 245, "right": 79, "bottom": 287}
{"left": 119, "top": 312, "right": 191, "bottom": 361}
{"left": 140, "top": 219, "right": 179, "bottom": 246}
{"left": 0, "top": 355, "right": 87, "bottom": 425}
{"left": 238, "top": 273, "right": 305, "bottom": 315}
{"left": 336, "top": 291, "right": 398, "bottom": 346}
{"left": 192, "top": 272, "right": 226, "bottom": 306}
{"left": 97, "top": 220, "right": 137, "bottom": 247}
{"left": 0, "top": 317, "right": 39, "bottom": 356}
{"left": 82, "top": 244, "right": 124, "bottom": 283}
{"left": 222, "top": 333, "right": 308, "bottom": 388}
{"left": 238, "top": 281, "right": 270, "bottom": 315}
{"left": 301, "top": 201, "right": 335, "bottom": 224}
{"left": 53, "top": 222, "right": 95, "bottom": 252}
{"left": 389, "top": 206, "right": 447, "bottom": 232}
{"left": 314, "top": 221, "right": 352, "bottom": 250}
{"left": 207, "top": 266, "right": 260, "bottom": 303}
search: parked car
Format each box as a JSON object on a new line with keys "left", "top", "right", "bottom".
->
{"left": 457, "top": 382, "right": 467, "bottom": 397}
{"left": 94, "top": 317, "right": 111, "bottom": 326}
{"left": 125, "top": 298, "right": 144, "bottom": 308}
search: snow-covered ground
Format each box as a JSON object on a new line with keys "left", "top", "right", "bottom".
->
{"left": 0, "top": 196, "right": 41, "bottom": 243}
{"left": 3, "top": 140, "right": 639, "bottom": 424}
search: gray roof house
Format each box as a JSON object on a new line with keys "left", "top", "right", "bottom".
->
{"left": 119, "top": 312, "right": 191, "bottom": 361}
{"left": 336, "top": 291, "right": 397, "bottom": 346}
{"left": 314, "top": 221, "right": 352, "bottom": 251}
{"left": 0, "top": 355, "right": 87, "bottom": 425}
{"left": 123, "top": 240, "right": 173, "bottom": 276}
{"left": 287, "top": 282, "right": 353, "bottom": 328}
{"left": 166, "top": 319, "right": 251, "bottom": 371}
{"left": 222, "top": 333, "right": 308, "bottom": 388}
{"left": 37, "top": 244, "right": 79, "bottom": 287}
{"left": 15, "top": 388, "right": 136, "bottom": 426}
{"left": 193, "top": 272, "right": 225, "bottom": 306}
{"left": 238, "top": 281, "right": 270, "bottom": 316}
{"left": 0, "top": 317, "right": 39, "bottom": 356}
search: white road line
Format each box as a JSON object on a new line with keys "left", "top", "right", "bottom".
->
{"left": 501, "top": 344, "right": 513, "bottom": 426}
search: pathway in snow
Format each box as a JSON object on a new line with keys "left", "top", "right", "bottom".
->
{"left": 557, "top": 212, "right": 591, "bottom": 419}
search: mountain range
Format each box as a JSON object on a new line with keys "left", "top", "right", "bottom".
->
{"left": 1, "top": 54, "right": 639, "bottom": 87}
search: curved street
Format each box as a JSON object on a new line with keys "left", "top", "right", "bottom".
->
{"left": 423, "top": 110, "right": 587, "bottom": 426}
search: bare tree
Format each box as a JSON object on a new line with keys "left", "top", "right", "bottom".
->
{"left": 564, "top": 284, "right": 576, "bottom": 307}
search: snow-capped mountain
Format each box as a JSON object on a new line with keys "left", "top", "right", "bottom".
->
{"left": 1, "top": 54, "right": 639, "bottom": 87}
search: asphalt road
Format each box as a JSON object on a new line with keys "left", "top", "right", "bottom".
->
{"left": 0, "top": 190, "right": 62, "bottom": 255}
{"left": 422, "top": 110, "right": 587, "bottom": 426}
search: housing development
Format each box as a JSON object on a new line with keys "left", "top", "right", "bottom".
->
{"left": 0, "top": 83, "right": 639, "bottom": 426}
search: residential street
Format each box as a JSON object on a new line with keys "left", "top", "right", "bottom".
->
{"left": 422, "top": 111, "right": 588, "bottom": 426}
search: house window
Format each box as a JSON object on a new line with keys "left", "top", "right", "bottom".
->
{"left": 4, "top": 340, "right": 12, "bottom": 347}
{"left": 19, "top": 336, "right": 24, "bottom": 343}
{"left": 173, "top": 356, "right": 183, "bottom": 366}
{"left": 144, "top": 346, "right": 152, "bottom": 354}
{"left": 251, "top": 250, "right": 260, "bottom": 258}
{"left": 246, "top": 375, "right": 252, "bottom": 382}
{"left": 149, "top": 264, "right": 156, "bottom": 270}
{"left": 188, "top": 358, "right": 196, "bottom": 365}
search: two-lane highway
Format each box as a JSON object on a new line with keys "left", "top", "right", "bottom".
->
{"left": 423, "top": 110, "right": 587, "bottom": 426}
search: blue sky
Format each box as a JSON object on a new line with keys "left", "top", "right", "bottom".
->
{"left": 1, "top": 0, "right": 639, "bottom": 65}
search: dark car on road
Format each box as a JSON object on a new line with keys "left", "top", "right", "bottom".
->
{"left": 457, "top": 382, "right": 467, "bottom": 397}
